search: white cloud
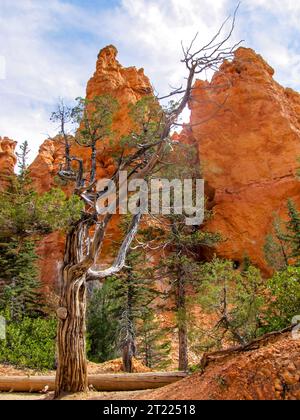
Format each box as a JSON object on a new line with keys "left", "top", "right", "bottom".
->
{"left": 96, "top": 0, "right": 235, "bottom": 93}
{"left": 0, "top": 56, "right": 5, "bottom": 80}
{"left": 0, "top": 0, "right": 96, "bottom": 161}
{"left": 0, "top": 0, "right": 300, "bottom": 164}
{"left": 238, "top": 0, "right": 300, "bottom": 89}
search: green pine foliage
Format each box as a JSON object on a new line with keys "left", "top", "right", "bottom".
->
{"left": 0, "top": 141, "right": 83, "bottom": 369}
{"left": 0, "top": 174, "right": 83, "bottom": 238}
{"left": 136, "top": 311, "right": 171, "bottom": 370}
{"left": 133, "top": 139, "right": 222, "bottom": 370}
{"left": 264, "top": 232, "right": 288, "bottom": 272}
{"left": 282, "top": 199, "right": 300, "bottom": 262}
{"left": 193, "top": 257, "right": 266, "bottom": 351}
{"left": 0, "top": 142, "right": 83, "bottom": 318}
{"left": 87, "top": 249, "right": 171, "bottom": 369}
{"left": 109, "top": 250, "right": 161, "bottom": 363}
{"left": 70, "top": 95, "right": 119, "bottom": 151}
{"left": 87, "top": 278, "right": 121, "bottom": 363}
{"left": 264, "top": 200, "right": 300, "bottom": 270}
{"left": 120, "top": 96, "right": 166, "bottom": 152}
{"left": 264, "top": 266, "right": 300, "bottom": 332}
{"left": 0, "top": 239, "right": 45, "bottom": 320}
{"left": 16, "top": 140, "right": 31, "bottom": 178}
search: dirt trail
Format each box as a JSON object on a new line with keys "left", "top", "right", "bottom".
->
{"left": 0, "top": 390, "right": 147, "bottom": 400}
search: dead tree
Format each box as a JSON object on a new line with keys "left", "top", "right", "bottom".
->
{"left": 52, "top": 8, "right": 239, "bottom": 397}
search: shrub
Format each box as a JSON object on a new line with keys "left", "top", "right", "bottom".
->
{"left": 264, "top": 266, "right": 300, "bottom": 332}
{"left": 194, "top": 258, "right": 266, "bottom": 351}
{"left": 0, "top": 316, "right": 57, "bottom": 370}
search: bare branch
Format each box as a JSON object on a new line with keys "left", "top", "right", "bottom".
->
{"left": 86, "top": 212, "right": 142, "bottom": 281}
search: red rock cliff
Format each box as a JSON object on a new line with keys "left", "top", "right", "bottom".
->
{"left": 188, "top": 47, "right": 300, "bottom": 272}
{"left": 72, "top": 44, "right": 152, "bottom": 180}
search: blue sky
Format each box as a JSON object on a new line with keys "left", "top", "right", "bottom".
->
{"left": 0, "top": 0, "right": 300, "bottom": 162}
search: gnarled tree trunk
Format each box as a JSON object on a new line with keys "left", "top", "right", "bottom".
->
{"left": 55, "top": 220, "right": 90, "bottom": 397}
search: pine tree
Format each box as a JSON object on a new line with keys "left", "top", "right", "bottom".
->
{"left": 157, "top": 221, "right": 220, "bottom": 371}
{"left": 136, "top": 311, "right": 171, "bottom": 370}
{"left": 0, "top": 141, "right": 82, "bottom": 319}
{"left": 87, "top": 248, "right": 170, "bottom": 371}
{"left": 283, "top": 199, "right": 300, "bottom": 262}
{"left": 264, "top": 200, "right": 300, "bottom": 269}
{"left": 143, "top": 139, "right": 221, "bottom": 370}
{"left": 16, "top": 140, "right": 30, "bottom": 180}
{"left": 115, "top": 250, "right": 160, "bottom": 372}
{"left": 0, "top": 239, "right": 44, "bottom": 320}
{"left": 87, "top": 278, "right": 120, "bottom": 362}
{"left": 265, "top": 266, "right": 300, "bottom": 332}
{"left": 0, "top": 142, "right": 44, "bottom": 318}
{"left": 194, "top": 257, "right": 266, "bottom": 351}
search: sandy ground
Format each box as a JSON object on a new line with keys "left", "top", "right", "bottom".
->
{"left": 0, "top": 358, "right": 150, "bottom": 377}
{"left": 0, "top": 359, "right": 154, "bottom": 400}
{"left": 0, "top": 393, "right": 45, "bottom": 400}
{"left": 0, "top": 390, "right": 148, "bottom": 400}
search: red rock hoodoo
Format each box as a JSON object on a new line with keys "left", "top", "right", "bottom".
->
{"left": 29, "top": 45, "right": 152, "bottom": 192}
{"left": 187, "top": 47, "right": 300, "bottom": 272}
{"left": 28, "top": 45, "right": 153, "bottom": 287}
{"left": 0, "top": 137, "right": 17, "bottom": 190}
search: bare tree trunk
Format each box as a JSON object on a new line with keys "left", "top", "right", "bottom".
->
{"left": 55, "top": 220, "right": 90, "bottom": 397}
{"left": 122, "top": 339, "right": 135, "bottom": 373}
{"left": 121, "top": 276, "right": 136, "bottom": 373}
{"left": 177, "top": 272, "right": 188, "bottom": 372}
{"left": 178, "top": 323, "right": 188, "bottom": 372}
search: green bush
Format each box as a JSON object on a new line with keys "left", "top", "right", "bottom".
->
{"left": 0, "top": 316, "right": 57, "bottom": 370}
{"left": 264, "top": 266, "right": 300, "bottom": 332}
{"left": 194, "top": 258, "right": 266, "bottom": 350}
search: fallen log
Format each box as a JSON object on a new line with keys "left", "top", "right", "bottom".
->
{"left": 0, "top": 372, "right": 187, "bottom": 393}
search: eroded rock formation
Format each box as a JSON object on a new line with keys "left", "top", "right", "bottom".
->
{"left": 189, "top": 47, "right": 300, "bottom": 272}
{"left": 28, "top": 45, "right": 152, "bottom": 288}
{"left": 30, "top": 45, "right": 152, "bottom": 192}
{"left": 0, "top": 137, "right": 17, "bottom": 190}
{"left": 29, "top": 138, "right": 66, "bottom": 194}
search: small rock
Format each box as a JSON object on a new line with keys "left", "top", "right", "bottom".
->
{"left": 282, "top": 371, "right": 297, "bottom": 386}
{"left": 274, "top": 379, "right": 283, "bottom": 391}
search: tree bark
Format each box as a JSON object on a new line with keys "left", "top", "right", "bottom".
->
{"left": 55, "top": 270, "right": 87, "bottom": 396}
{"left": 177, "top": 272, "right": 188, "bottom": 372}
{"left": 122, "top": 276, "right": 136, "bottom": 373}
{"left": 55, "top": 220, "right": 90, "bottom": 397}
{"left": 178, "top": 323, "right": 188, "bottom": 372}
{"left": 122, "top": 340, "right": 135, "bottom": 373}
